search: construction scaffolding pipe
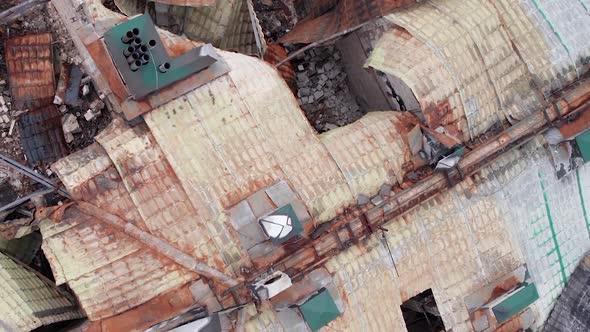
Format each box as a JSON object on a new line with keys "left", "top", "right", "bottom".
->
{"left": 75, "top": 201, "right": 241, "bottom": 288}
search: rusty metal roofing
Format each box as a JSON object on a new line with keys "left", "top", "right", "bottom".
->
{"left": 281, "top": 0, "right": 417, "bottom": 44}
{"left": 114, "top": 0, "right": 266, "bottom": 56}
{"left": 0, "top": 251, "right": 83, "bottom": 331}
{"left": 151, "top": 0, "right": 215, "bottom": 6}
{"left": 367, "top": 0, "right": 549, "bottom": 139}
{"left": 44, "top": 37, "right": 417, "bottom": 322}
{"left": 319, "top": 112, "right": 413, "bottom": 198}
{"left": 5, "top": 33, "right": 55, "bottom": 110}
{"left": 264, "top": 43, "right": 296, "bottom": 88}
{"left": 18, "top": 105, "right": 69, "bottom": 165}
{"left": 46, "top": 143, "right": 198, "bottom": 320}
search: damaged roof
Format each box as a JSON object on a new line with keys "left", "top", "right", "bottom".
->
{"left": 281, "top": 0, "right": 417, "bottom": 44}
{"left": 5, "top": 33, "right": 55, "bottom": 110}
{"left": 40, "top": 0, "right": 590, "bottom": 330}
{"left": 114, "top": 0, "right": 266, "bottom": 56}
{"left": 43, "top": 7, "right": 418, "bottom": 318}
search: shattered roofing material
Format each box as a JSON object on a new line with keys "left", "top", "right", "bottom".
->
{"left": 18, "top": 105, "right": 69, "bottom": 165}
{"left": 281, "top": 0, "right": 417, "bottom": 44}
{"left": 0, "top": 251, "right": 83, "bottom": 331}
{"left": 366, "top": 27, "right": 469, "bottom": 139}
{"left": 5, "top": 33, "right": 55, "bottom": 110}
{"left": 115, "top": 0, "right": 266, "bottom": 55}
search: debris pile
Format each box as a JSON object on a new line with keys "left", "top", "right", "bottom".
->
{"left": 253, "top": 0, "right": 299, "bottom": 42}
{"left": 294, "top": 45, "right": 364, "bottom": 132}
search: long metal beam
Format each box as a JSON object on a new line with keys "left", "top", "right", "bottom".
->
{"left": 0, "top": 153, "right": 71, "bottom": 199}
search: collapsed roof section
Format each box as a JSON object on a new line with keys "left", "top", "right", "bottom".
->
{"left": 42, "top": 13, "right": 417, "bottom": 316}
{"left": 369, "top": 0, "right": 590, "bottom": 139}
{"left": 281, "top": 0, "right": 417, "bottom": 44}
{"left": 114, "top": 0, "right": 266, "bottom": 56}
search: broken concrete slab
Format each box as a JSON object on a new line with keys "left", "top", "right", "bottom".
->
{"left": 83, "top": 108, "right": 101, "bottom": 121}
{"left": 62, "top": 113, "right": 81, "bottom": 134}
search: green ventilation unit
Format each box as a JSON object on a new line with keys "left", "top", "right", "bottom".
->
{"left": 299, "top": 288, "right": 340, "bottom": 331}
{"left": 103, "top": 14, "right": 220, "bottom": 100}
{"left": 576, "top": 130, "right": 590, "bottom": 162}
{"left": 259, "top": 204, "right": 303, "bottom": 244}
{"left": 490, "top": 283, "right": 539, "bottom": 323}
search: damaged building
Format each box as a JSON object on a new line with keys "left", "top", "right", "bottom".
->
{"left": 1, "top": 0, "right": 590, "bottom": 331}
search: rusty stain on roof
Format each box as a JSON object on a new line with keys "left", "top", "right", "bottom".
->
{"left": 43, "top": 0, "right": 590, "bottom": 330}
{"left": 45, "top": 143, "right": 198, "bottom": 320}
{"left": 264, "top": 43, "right": 296, "bottom": 89}
{"left": 5, "top": 33, "right": 55, "bottom": 110}
{"left": 18, "top": 105, "right": 69, "bottom": 165}
{"left": 281, "top": 0, "right": 417, "bottom": 44}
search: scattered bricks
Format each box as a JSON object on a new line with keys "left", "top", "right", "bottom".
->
{"left": 297, "top": 64, "right": 304, "bottom": 71}
{"left": 64, "top": 132, "right": 74, "bottom": 144}
{"left": 84, "top": 108, "right": 101, "bottom": 121}
{"left": 324, "top": 123, "right": 338, "bottom": 131}
{"left": 90, "top": 99, "right": 105, "bottom": 112}
{"left": 62, "top": 113, "right": 81, "bottom": 134}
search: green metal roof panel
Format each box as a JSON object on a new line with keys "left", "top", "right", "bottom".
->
{"left": 299, "top": 288, "right": 340, "bottom": 331}
{"left": 576, "top": 130, "right": 590, "bottom": 162}
{"left": 492, "top": 283, "right": 539, "bottom": 323}
{"left": 259, "top": 204, "right": 304, "bottom": 244}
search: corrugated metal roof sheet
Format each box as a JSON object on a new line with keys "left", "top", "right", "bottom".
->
{"left": 95, "top": 119, "right": 227, "bottom": 272}
{"left": 368, "top": 0, "right": 543, "bottom": 139}
{"left": 0, "top": 251, "right": 83, "bottom": 331}
{"left": 264, "top": 43, "right": 296, "bottom": 87}
{"left": 281, "top": 0, "right": 417, "bottom": 44}
{"left": 114, "top": 0, "right": 265, "bottom": 56}
{"left": 18, "top": 105, "right": 69, "bottom": 165}
{"left": 319, "top": 112, "right": 412, "bottom": 198}
{"left": 5, "top": 33, "right": 55, "bottom": 110}
{"left": 46, "top": 143, "right": 197, "bottom": 320}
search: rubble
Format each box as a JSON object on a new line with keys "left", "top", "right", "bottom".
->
{"left": 293, "top": 45, "right": 364, "bottom": 132}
